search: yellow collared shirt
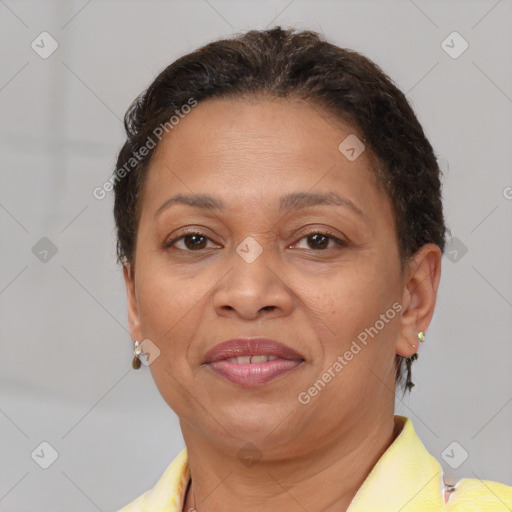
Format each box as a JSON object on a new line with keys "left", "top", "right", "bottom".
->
{"left": 117, "top": 415, "right": 512, "bottom": 511}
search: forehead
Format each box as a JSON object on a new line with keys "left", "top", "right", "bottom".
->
{"left": 146, "top": 96, "right": 369, "bottom": 178}
{"left": 141, "top": 96, "right": 389, "bottom": 222}
{"left": 152, "top": 95, "right": 365, "bottom": 168}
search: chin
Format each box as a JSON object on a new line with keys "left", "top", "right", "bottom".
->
{"left": 215, "top": 402, "right": 299, "bottom": 443}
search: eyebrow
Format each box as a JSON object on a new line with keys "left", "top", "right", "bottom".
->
{"left": 154, "top": 192, "right": 366, "bottom": 220}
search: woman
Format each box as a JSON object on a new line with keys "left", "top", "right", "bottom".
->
{"left": 113, "top": 27, "right": 511, "bottom": 511}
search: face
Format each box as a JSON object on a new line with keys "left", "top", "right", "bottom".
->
{"left": 124, "top": 96, "right": 439, "bottom": 458}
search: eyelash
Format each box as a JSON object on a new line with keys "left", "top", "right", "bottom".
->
{"left": 163, "top": 228, "right": 348, "bottom": 252}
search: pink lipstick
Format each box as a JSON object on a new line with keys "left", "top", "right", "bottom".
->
{"left": 203, "top": 337, "right": 304, "bottom": 386}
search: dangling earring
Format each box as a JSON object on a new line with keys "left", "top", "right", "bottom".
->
{"left": 405, "top": 352, "right": 418, "bottom": 390}
{"left": 132, "top": 340, "right": 142, "bottom": 370}
{"left": 405, "top": 332, "right": 425, "bottom": 391}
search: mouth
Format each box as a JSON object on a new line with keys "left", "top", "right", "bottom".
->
{"left": 202, "top": 337, "right": 305, "bottom": 387}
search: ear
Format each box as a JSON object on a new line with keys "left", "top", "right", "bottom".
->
{"left": 396, "top": 243, "right": 442, "bottom": 357}
{"left": 123, "top": 261, "right": 142, "bottom": 342}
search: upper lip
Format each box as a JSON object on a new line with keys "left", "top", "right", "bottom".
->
{"left": 203, "top": 337, "right": 305, "bottom": 364}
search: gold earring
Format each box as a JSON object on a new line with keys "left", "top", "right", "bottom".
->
{"left": 132, "top": 340, "right": 142, "bottom": 370}
{"left": 417, "top": 331, "right": 425, "bottom": 343}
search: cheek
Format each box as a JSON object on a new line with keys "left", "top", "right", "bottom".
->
{"left": 314, "top": 258, "right": 400, "bottom": 356}
{"left": 135, "top": 259, "right": 195, "bottom": 343}
{"left": 136, "top": 266, "right": 199, "bottom": 412}
{"left": 308, "top": 269, "right": 400, "bottom": 413}
{"left": 148, "top": 362, "right": 197, "bottom": 421}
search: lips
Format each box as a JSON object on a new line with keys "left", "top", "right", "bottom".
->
{"left": 202, "top": 338, "right": 304, "bottom": 364}
{"left": 202, "top": 337, "right": 305, "bottom": 387}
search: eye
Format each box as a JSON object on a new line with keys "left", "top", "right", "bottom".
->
{"left": 292, "top": 230, "right": 347, "bottom": 251}
{"left": 164, "top": 228, "right": 347, "bottom": 252}
{"left": 164, "top": 229, "right": 220, "bottom": 251}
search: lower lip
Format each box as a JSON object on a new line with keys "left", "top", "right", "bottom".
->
{"left": 206, "top": 358, "right": 303, "bottom": 386}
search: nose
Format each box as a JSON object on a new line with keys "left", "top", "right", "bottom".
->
{"left": 211, "top": 244, "right": 294, "bottom": 320}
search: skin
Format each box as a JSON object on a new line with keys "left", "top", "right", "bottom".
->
{"left": 123, "top": 96, "right": 442, "bottom": 512}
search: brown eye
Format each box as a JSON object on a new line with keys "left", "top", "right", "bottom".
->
{"left": 293, "top": 230, "right": 347, "bottom": 251}
{"left": 181, "top": 234, "right": 208, "bottom": 250}
{"left": 307, "top": 233, "right": 329, "bottom": 250}
{"left": 164, "top": 231, "right": 219, "bottom": 251}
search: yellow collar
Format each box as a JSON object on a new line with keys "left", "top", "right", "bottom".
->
{"left": 118, "top": 415, "right": 512, "bottom": 511}
{"left": 348, "top": 415, "right": 445, "bottom": 510}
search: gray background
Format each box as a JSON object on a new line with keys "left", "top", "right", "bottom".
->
{"left": 1, "top": 0, "right": 511, "bottom": 510}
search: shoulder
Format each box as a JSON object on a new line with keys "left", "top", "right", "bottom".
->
{"left": 446, "top": 477, "right": 512, "bottom": 511}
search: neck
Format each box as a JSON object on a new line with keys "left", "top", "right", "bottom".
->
{"left": 181, "top": 412, "right": 400, "bottom": 512}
